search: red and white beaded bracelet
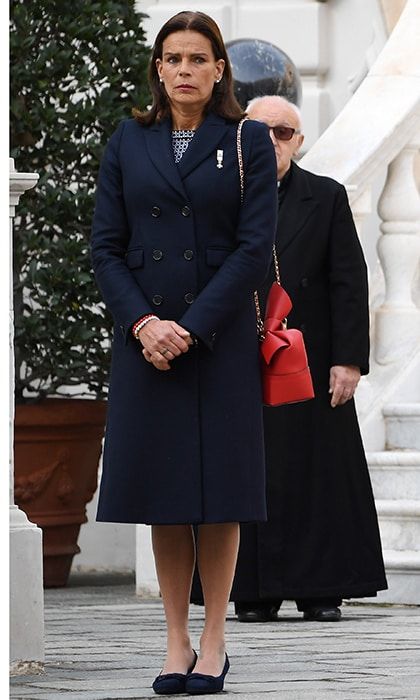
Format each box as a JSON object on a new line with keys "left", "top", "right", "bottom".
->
{"left": 132, "top": 314, "right": 159, "bottom": 340}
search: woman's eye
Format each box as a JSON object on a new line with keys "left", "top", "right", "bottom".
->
{"left": 167, "top": 56, "right": 178, "bottom": 64}
{"left": 194, "top": 57, "right": 205, "bottom": 63}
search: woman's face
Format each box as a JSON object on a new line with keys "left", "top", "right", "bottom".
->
{"left": 156, "top": 30, "right": 225, "bottom": 115}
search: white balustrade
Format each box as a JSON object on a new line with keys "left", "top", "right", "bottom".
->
{"left": 375, "top": 135, "right": 420, "bottom": 365}
{"left": 350, "top": 186, "right": 372, "bottom": 241}
{"left": 9, "top": 158, "right": 45, "bottom": 675}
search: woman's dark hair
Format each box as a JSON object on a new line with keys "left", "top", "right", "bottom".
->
{"left": 133, "top": 11, "right": 245, "bottom": 125}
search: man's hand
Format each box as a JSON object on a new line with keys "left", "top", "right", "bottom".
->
{"left": 329, "top": 365, "right": 361, "bottom": 407}
{"left": 138, "top": 319, "right": 192, "bottom": 371}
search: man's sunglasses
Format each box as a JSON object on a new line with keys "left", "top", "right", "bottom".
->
{"left": 269, "top": 125, "right": 299, "bottom": 141}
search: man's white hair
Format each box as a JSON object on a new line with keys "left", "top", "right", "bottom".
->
{"left": 247, "top": 95, "right": 302, "bottom": 130}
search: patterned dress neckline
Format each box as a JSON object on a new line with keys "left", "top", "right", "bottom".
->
{"left": 172, "top": 129, "right": 196, "bottom": 163}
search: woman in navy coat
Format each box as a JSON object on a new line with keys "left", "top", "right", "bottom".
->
{"left": 91, "top": 10, "right": 277, "bottom": 695}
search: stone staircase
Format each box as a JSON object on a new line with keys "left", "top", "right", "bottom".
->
{"left": 367, "top": 403, "right": 420, "bottom": 604}
{"left": 299, "top": 0, "right": 420, "bottom": 605}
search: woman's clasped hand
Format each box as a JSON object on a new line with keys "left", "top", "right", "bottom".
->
{"left": 139, "top": 319, "right": 193, "bottom": 370}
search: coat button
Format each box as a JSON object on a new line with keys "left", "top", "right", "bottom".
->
{"left": 183, "top": 249, "right": 194, "bottom": 260}
{"left": 184, "top": 292, "right": 195, "bottom": 304}
{"left": 152, "top": 294, "right": 163, "bottom": 305}
{"left": 151, "top": 206, "right": 161, "bottom": 218}
{"left": 181, "top": 205, "right": 191, "bottom": 217}
{"left": 301, "top": 277, "right": 309, "bottom": 287}
{"left": 152, "top": 249, "right": 163, "bottom": 261}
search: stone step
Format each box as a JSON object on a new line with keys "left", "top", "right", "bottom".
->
{"left": 383, "top": 403, "right": 420, "bottom": 450}
{"left": 376, "top": 499, "right": 420, "bottom": 551}
{"left": 375, "top": 549, "right": 420, "bottom": 605}
{"left": 367, "top": 451, "right": 420, "bottom": 500}
{"left": 383, "top": 548, "right": 420, "bottom": 570}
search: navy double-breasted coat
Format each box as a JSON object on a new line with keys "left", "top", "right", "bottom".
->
{"left": 91, "top": 113, "right": 278, "bottom": 525}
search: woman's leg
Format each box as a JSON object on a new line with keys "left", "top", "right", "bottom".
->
{"left": 194, "top": 522, "right": 240, "bottom": 675}
{"left": 151, "top": 524, "right": 196, "bottom": 673}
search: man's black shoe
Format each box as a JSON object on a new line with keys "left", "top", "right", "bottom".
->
{"left": 302, "top": 606, "right": 342, "bottom": 621}
{"left": 236, "top": 605, "right": 279, "bottom": 622}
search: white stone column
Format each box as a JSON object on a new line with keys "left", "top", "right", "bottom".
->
{"left": 9, "top": 158, "right": 45, "bottom": 675}
{"left": 375, "top": 135, "right": 420, "bottom": 364}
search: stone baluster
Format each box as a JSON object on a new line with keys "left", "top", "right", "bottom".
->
{"left": 375, "top": 135, "right": 420, "bottom": 365}
{"left": 9, "top": 158, "right": 45, "bottom": 675}
{"left": 348, "top": 185, "right": 371, "bottom": 240}
{"left": 348, "top": 184, "right": 373, "bottom": 280}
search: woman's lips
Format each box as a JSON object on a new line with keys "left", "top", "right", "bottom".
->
{"left": 176, "top": 84, "right": 195, "bottom": 90}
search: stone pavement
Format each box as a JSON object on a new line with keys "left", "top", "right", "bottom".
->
{"left": 10, "top": 572, "right": 420, "bottom": 700}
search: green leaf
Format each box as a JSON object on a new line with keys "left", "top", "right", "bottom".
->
{"left": 11, "top": 0, "right": 150, "bottom": 402}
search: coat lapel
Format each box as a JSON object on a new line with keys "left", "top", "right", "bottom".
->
{"left": 276, "top": 162, "right": 319, "bottom": 255}
{"left": 144, "top": 118, "right": 188, "bottom": 200}
{"left": 176, "top": 112, "right": 230, "bottom": 181}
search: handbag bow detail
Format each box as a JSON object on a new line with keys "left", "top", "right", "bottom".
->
{"left": 259, "top": 282, "right": 315, "bottom": 405}
{"left": 265, "top": 281, "right": 292, "bottom": 330}
{"left": 260, "top": 282, "right": 312, "bottom": 379}
{"left": 260, "top": 282, "right": 292, "bottom": 364}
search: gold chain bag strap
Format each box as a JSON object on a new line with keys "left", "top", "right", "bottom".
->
{"left": 236, "top": 117, "right": 282, "bottom": 339}
{"left": 236, "top": 118, "right": 314, "bottom": 407}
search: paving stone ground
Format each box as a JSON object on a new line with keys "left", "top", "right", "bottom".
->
{"left": 10, "top": 572, "right": 420, "bottom": 700}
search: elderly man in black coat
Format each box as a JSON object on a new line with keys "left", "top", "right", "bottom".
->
{"left": 230, "top": 95, "right": 387, "bottom": 621}
{"left": 191, "top": 95, "right": 387, "bottom": 621}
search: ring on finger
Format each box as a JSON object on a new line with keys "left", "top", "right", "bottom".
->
{"left": 161, "top": 348, "right": 170, "bottom": 356}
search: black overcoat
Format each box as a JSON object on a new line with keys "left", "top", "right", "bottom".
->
{"left": 91, "top": 114, "right": 278, "bottom": 525}
{"left": 192, "top": 162, "right": 387, "bottom": 601}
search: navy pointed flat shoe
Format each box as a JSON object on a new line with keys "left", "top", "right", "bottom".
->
{"left": 152, "top": 650, "right": 197, "bottom": 695}
{"left": 185, "top": 653, "right": 230, "bottom": 695}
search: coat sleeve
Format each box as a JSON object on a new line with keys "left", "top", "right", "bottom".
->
{"left": 328, "top": 184, "right": 370, "bottom": 374}
{"left": 90, "top": 121, "right": 153, "bottom": 342}
{"left": 179, "top": 121, "right": 278, "bottom": 349}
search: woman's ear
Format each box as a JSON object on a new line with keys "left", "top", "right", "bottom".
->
{"left": 215, "top": 58, "right": 225, "bottom": 82}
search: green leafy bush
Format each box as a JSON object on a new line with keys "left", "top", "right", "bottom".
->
{"left": 10, "top": 0, "right": 150, "bottom": 402}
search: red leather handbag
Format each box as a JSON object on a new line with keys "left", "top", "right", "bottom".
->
{"left": 254, "top": 249, "right": 314, "bottom": 407}
{"left": 237, "top": 118, "right": 314, "bottom": 407}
